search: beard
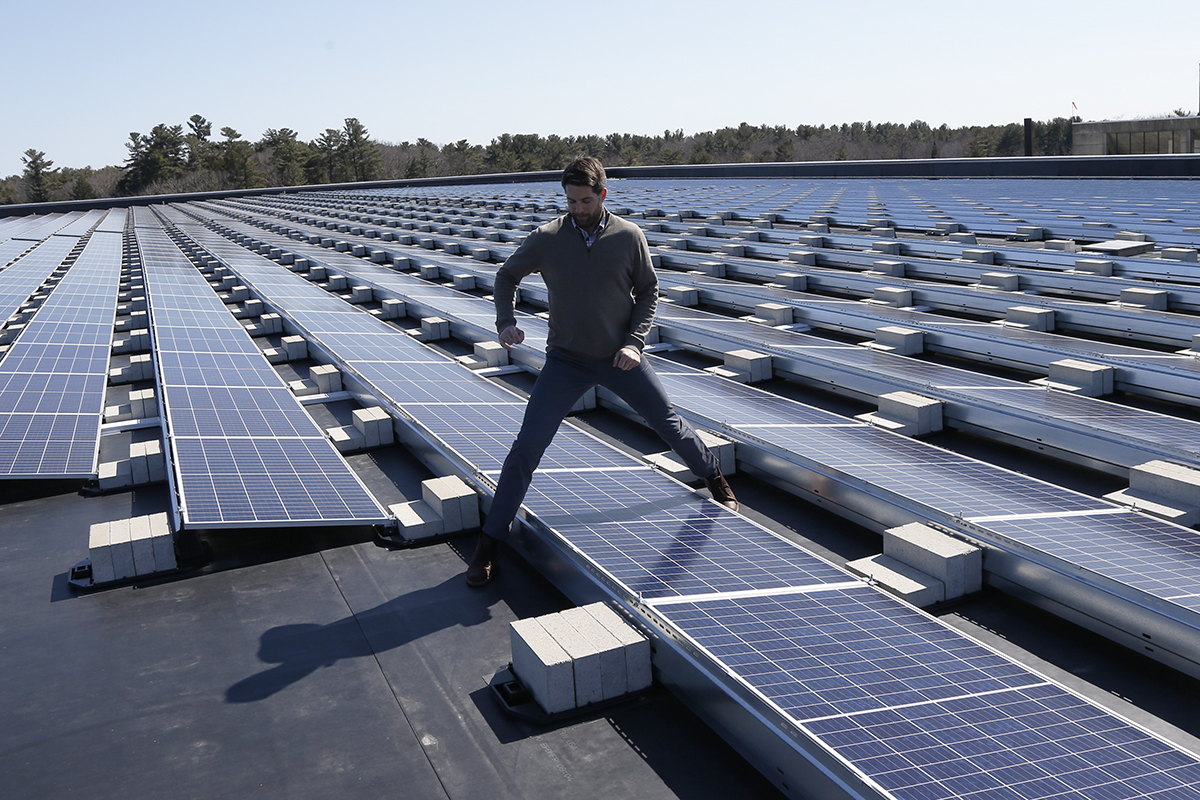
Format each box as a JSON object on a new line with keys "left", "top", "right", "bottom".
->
{"left": 572, "top": 206, "right": 603, "bottom": 230}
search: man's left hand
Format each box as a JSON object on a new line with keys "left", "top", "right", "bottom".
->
{"left": 613, "top": 346, "right": 641, "bottom": 371}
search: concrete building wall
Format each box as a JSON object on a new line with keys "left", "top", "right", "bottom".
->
{"left": 1073, "top": 117, "right": 1200, "bottom": 155}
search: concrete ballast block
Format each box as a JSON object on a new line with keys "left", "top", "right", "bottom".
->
{"left": 871, "top": 260, "right": 906, "bottom": 277}
{"left": 978, "top": 273, "right": 1020, "bottom": 291}
{"left": 559, "top": 606, "right": 627, "bottom": 701}
{"left": 473, "top": 340, "right": 509, "bottom": 368}
{"left": 724, "top": 349, "right": 772, "bottom": 383}
{"left": 752, "top": 302, "right": 793, "bottom": 326}
{"left": 88, "top": 522, "right": 116, "bottom": 584}
{"left": 846, "top": 554, "right": 945, "bottom": 607}
{"left": 883, "top": 522, "right": 982, "bottom": 598}
{"left": 510, "top": 617, "right": 576, "bottom": 715}
{"left": 1041, "top": 359, "right": 1114, "bottom": 396}
{"left": 1073, "top": 259, "right": 1114, "bottom": 276}
{"left": 858, "top": 391, "right": 943, "bottom": 436}
{"left": 1104, "top": 460, "right": 1200, "bottom": 526}
{"left": 1004, "top": 306, "right": 1055, "bottom": 331}
{"left": 871, "top": 287, "right": 913, "bottom": 308}
{"left": 960, "top": 249, "right": 995, "bottom": 264}
{"left": 539, "top": 614, "right": 605, "bottom": 707}
{"left": 389, "top": 500, "right": 444, "bottom": 539}
{"left": 664, "top": 286, "right": 698, "bottom": 306}
{"left": 582, "top": 603, "right": 651, "bottom": 693}
{"left": 148, "top": 512, "right": 175, "bottom": 571}
{"left": 108, "top": 519, "right": 137, "bottom": 581}
{"left": 310, "top": 364, "right": 343, "bottom": 393}
{"left": 1118, "top": 287, "right": 1169, "bottom": 310}
{"left": 129, "top": 514, "right": 156, "bottom": 576}
{"left": 421, "top": 475, "right": 479, "bottom": 532}
{"left": 772, "top": 272, "right": 807, "bottom": 291}
{"left": 871, "top": 325, "right": 924, "bottom": 355}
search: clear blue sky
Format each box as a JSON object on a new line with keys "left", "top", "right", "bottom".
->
{"left": 4, "top": 0, "right": 1199, "bottom": 177}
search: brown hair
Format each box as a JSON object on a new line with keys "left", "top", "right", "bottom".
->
{"left": 561, "top": 156, "right": 606, "bottom": 194}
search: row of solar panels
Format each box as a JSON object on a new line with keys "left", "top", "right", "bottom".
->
{"left": 210, "top": 192, "right": 1200, "bottom": 478}
{"left": 153, "top": 197, "right": 1200, "bottom": 800}
{"left": 5, "top": 183, "right": 1200, "bottom": 798}
{"left": 341, "top": 177, "right": 1200, "bottom": 247}
{"left": 187, "top": 193, "right": 1200, "bottom": 678}
{"left": 164, "top": 195, "right": 1200, "bottom": 800}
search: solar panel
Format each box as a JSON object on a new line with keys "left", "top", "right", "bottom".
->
{"left": 137, "top": 224, "right": 387, "bottom": 528}
{"left": 223, "top": 210, "right": 1200, "bottom": 645}
{"left": 166, "top": 189, "right": 1200, "bottom": 799}
{"left": 0, "top": 230, "right": 121, "bottom": 477}
{"left": 968, "top": 511, "right": 1200, "bottom": 614}
{"left": 523, "top": 470, "right": 848, "bottom": 598}
{"left": 653, "top": 585, "right": 1200, "bottom": 800}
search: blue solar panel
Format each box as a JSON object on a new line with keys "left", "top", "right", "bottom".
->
{"left": 173, "top": 436, "right": 388, "bottom": 525}
{"left": 0, "top": 413, "right": 97, "bottom": 475}
{"left": 167, "top": 190, "right": 1200, "bottom": 800}
{"left": 974, "top": 511, "right": 1200, "bottom": 613}
{"left": 405, "top": 401, "right": 638, "bottom": 475}
{"left": 0, "top": 230, "right": 121, "bottom": 477}
{"left": 523, "top": 469, "right": 848, "bottom": 598}
{"left": 137, "top": 224, "right": 387, "bottom": 527}
{"left": 656, "top": 586, "right": 1200, "bottom": 800}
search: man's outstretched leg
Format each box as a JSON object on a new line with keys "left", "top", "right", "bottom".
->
{"left": 603, "top": 358, "right": 738, "bottom": 511}
{"left": 466, "top": 355, "right": 594, "bottom": 586}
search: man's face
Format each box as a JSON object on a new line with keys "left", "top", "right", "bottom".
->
{"left": 565, "top": 184, "right": 606, "bottom": 231}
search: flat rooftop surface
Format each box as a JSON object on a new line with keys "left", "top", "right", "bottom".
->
{"left": 6, "top": 404, "right": 1200, "bottom": 800}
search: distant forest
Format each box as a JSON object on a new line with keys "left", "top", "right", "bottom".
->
{"left": 3, "top": 114, "right": 1081, "bottom": 205}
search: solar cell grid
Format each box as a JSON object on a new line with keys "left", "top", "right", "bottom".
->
{"left": 979, "top": 512, "right": 1200, "bottom": 612}
{"left": 153, "top": 326, "right": 263, "bottom": 356}
{"left": 0, "top": 373, "right": 102, "bottom": 414}
{"left": 522, "top": 470, "right": 846, "bottom": 598}
{"left": 658, "top": 587, "right": 1200, "bottom": 799}
{"left": 0, "top": 230, "right": 121, "bottom": 477}
{"left": 165, "top": 386, "right": 324, "bottom": 438}
{"left": 138, "top": 224, "right": 387, "bottom": 527}
{"left": 805, "top": 685, "right": 1200, "bottom": 800}
{"left": 173, "top": 436, "right": 387, "bottom": 525}
{"left": 657, "top": 587, "right": 1042, "bottom": 720}
{"left": 351, "top": 361, "right": 507, "bottom": 404}
{"left": 407, "top": 401, "right": 640, "bottom": 475}
{"left": 0, "top": 413, "right": 96, "bottom": 475}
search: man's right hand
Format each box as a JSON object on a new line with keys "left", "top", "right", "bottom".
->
{"left": 499, "top": 325, "right": 525, "bottom": 350}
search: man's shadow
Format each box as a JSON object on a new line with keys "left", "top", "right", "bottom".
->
{"left": 226, "top": 573, "right": 498, "bottom": 703}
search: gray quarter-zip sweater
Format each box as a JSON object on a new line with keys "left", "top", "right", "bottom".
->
{"left": 493, "top": 211, "right": 658, "bottom": 362}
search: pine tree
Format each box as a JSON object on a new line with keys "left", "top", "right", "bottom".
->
{"left": 21, "top": 149, "right": 55, "bottom": 203}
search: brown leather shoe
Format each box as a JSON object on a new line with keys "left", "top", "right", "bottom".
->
{"left": 704, "top": 473, "right": 739, "bottom": 512}
{"left": 465, "top": 534, "right": 498, "bottom": 587}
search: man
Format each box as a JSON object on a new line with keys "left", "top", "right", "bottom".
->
{"left": 465, "top": 156, "right": 737, "bottom": 587}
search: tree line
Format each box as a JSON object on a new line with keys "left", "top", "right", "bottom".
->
{"left": 3, "top": 115, "right": 1081, "bottom": 205}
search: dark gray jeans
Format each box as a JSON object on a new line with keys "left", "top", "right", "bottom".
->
{"left": 482, "top": 351, "right": 720, "bottom": 540}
